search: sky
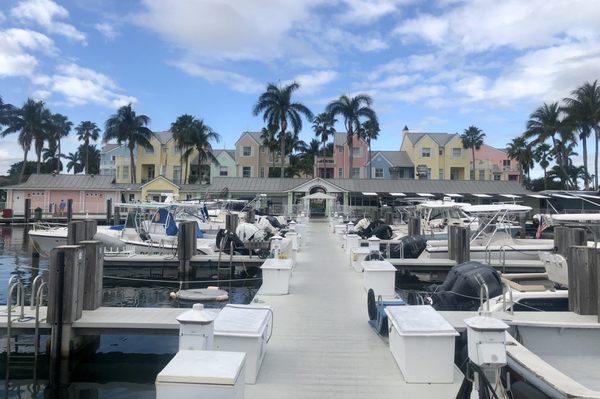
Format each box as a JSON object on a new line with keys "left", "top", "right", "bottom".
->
{"left": 1, "top": 0, "right": 600, "bottom": 176}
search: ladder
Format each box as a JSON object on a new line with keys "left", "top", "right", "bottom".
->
{"left": 5, "top": 275, "right": 47, "bottom": 397}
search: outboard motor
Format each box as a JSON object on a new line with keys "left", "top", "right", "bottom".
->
{"left": 387, "top": 235, "right": 427, "bottom": 259}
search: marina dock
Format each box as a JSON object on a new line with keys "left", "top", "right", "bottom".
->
{"left": 245, "top": 220, "right": 462, "bottom": 398}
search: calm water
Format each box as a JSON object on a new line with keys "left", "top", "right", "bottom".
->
{"left": 0, "top": 225, "right": 260, "bottom": 398}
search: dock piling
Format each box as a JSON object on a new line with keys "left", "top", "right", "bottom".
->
{"left": 452, "top": 226, "right": 470, "bottom": 264}
{"left": 408, "top": 217, "right": 420, "bottom": 237}
{"left": 178, "top": 221, "right": 197, "bottom": 282}
{"left": 106, "top": 199, "right": 112, "bottom": 225}
{"left": 67, "top": 221, "right": 86, "bottom": 245}
{"left": 24, "top": 198, "right": 31, "bottom": 223}
{"left": 66, "top": 199, "right": 73, "bottom": 223}
{"left": 568, "top": 246, "right": 599, "bottom": 315}
{"left": 113, "top": 206, "right": 121, "bottom": 226}
{"left": 79, "top": 240, "right": 104, "bottom": 310}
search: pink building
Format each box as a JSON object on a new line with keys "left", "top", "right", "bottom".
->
{"left": 315, "top": 132, "right": 369, "bottom": 178}
{"left": 473, "top": 144, "right": 520, "bottom": 181}
{"left": 5, "top": 174, "right": 121, "bottom": 215}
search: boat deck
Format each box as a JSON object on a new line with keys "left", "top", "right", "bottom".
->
{"left": 246, "top": 220, "right": 462, "bottom": 399}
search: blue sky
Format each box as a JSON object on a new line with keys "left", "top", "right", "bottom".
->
{"left": 1, "top": 0, "right": 600, "bottom": 175}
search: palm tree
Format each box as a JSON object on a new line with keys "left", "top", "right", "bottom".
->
{"left": 42, "top": 140, "right": 63, "bottom": 172}
{"left": 460, "top": 125, "right": 486, "bottom": 180}
{"left": 312, "top": 112, "right": 337, "bottom": 152}
{"left": 326, "top": 94, "right": 377, "bottom": 178}
{"left": 525, "top": 102, "right": 569, "bottom": 176}
{"left": 75, "top": 121, "right": 100, "bottom": 174}
{"left": 78, "top": 144, "right": 101, "bottom": 175}
{"left": 2, "top": 99, "right": 51, "bottom": 182}
{"left": 187, "top": 119, "right": 220, "bottom": 184}
{"left": 253, "top": 82, "right": 314, "bottom": 178}
{"left": 359, "top": 119, "right": 380, "bottom": 178}
{"left": 563, "top": 80, "right": 600, "bottom": 189}
{"left": 171, "top": 114, "right": 196, "bottom": 184}
{"left": 103, "top": 104, "right": 152, "bottom": 184}
{"left": 0, "top": 96, "right": 16, "bottom": 127}
{"left": 48, "top": 113, "right": 72, "bottom": 173}
{"left": 260, "top": 124, "right": 279, "bottom": 173}
{"left": 506, "top": 135, "right": 533, "bottom": 184}
{"left": 65, "top": 151, "right": 83, "bottom": 174}
{"left": 534, "top": 143, "right": 553, "bottom": 190}
{"left": 300, "top": 138, "right": 321, "bottom": 177}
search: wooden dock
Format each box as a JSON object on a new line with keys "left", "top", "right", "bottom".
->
{"left": 246, "top": 220, "right": 462, "bottom": 399}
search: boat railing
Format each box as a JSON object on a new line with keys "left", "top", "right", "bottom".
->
{"left": 501, "top": 283, "right": 515, "bottom": 315}
{"left": 31, "top": 221, "right": 67, "bottom": 231}
{"left": 104, "top": 245, "right": 136, "bottom": 257}
{"left": 477, "top": 275, "right": 490, "bottom": 313}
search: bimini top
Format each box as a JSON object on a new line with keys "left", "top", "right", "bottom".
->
{"left": 461, "top": 204, "right": 532, "bottom": 214}
{"left": 544, "top": 213, "right": 600, "bottom": 225}
{"left": 416, "top": 200, "right": 471, "bottom": 210}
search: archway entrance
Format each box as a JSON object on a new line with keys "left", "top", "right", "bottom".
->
{"left": 309, "top": 186, "right": 327, "bottom": 217}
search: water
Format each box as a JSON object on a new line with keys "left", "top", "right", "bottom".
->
{"left": 0, "top": 225, "right": 261, "bottom": 398}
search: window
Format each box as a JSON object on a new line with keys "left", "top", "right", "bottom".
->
{"left": 494, "top": 174, "right": 501, "bottom": 181}
{"left": 351, "top": 168, "right": 360, "bottom": 178}
{"left": 242, "top": 146, "right": 252, "bottom": 156}
{"left": 122, "top": 166, "right": 129, "bottom": 180}
{"left": 439, "top": 169, "right": 444, "bottom": 179}
{"left": 128, "top": 193, "right": 135, "bottom": 202}
{"left": 503, "top": 159, "right": 511, "bottom": 170}
{"left": 111, "top": 155, "right": 116, "bottom": 161}
{"left": 439, "top": 149, "right": 443, "bottom": 156}
{"left": 338, "top": 168, "right": 343, "bottom": 178}
{"left": 116, "top": 166, "right": 120, "bottom": 178}
{"left": 352, "top": 147, "right": 362, "bottom": 157}
{"left": 242, "top": 166, "right": 251, "bottom": 178}
{"left": 421, "top": 148, "right": 431, "bottom": 158}
{"left": 144, "top": 145, "right": 154, "bottom": 154}
{"left": 172, "top": 166, "right": 181, "bottom": 183}
{"left": 160, "top": 165, "right": 166, "bottom": 176}
{"left": 508, "top": 174, "right": 519, "bottom": 181}
{"left": 479, "top": 170, "right": 485, "bottom": 180}
{"left": 220, "top": 166, "right": 228, "bottom": 176}
{"left": 452, "top": 148, "right": 462, "bottom": 158}
{"left": 260, "top": 167, "right": 265, "bottom": 178}
{"left": 374, "top": 168, "right": 384, "bottom": 178}
{"left": 337, "top": 146, "right": 343, "bottom": 153}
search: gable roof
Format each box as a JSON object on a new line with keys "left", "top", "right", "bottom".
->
{"left": 214, "top": 149, "right": 236, "bottom": 160}
{"left": 3, "top": 174, "right": 116, "bottom": 190}
{"left": 405, "top": 132, "right": 458, "bottom": 147}
{"left": 140, "top": 175, "right": 180, "bottom": 189}
{"left": 333, "top": 132, "right": 367, "bottom": 147}
{"left": 101, "top": 143, "right": 121, "bottom": 153}
{"left": 235, "top": 131, "right": 262, "bottom": 146}
{"left": 369, "top": 151, "right": 414, "bottom": 167}
{"left": 154, "top": 131, "right": 173, "bottom": 145}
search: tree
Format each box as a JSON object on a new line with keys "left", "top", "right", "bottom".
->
{"left": 48, "top": 113, "right": 72, "bottom": 173}
{"left": 298, "top": 138, "right": 321, "bottom": 177}
{"left": 171, "top": 114, "right": 196, "bottom": 184}
{"left": 260, "top": 124, "right": 279, "bottom": 173}
{"left": 563, "top": 80, "right": 600, "bottom": 189}
{"left": 506, "top": 135, "right": 534, "bottom": 184}
{"left": 534, "top": 143, "right": 553, "bottom": 190}
{"left": 253, "top": 82, "right": 313, "bottom": 178}
{"left": 75, "top": 121, "right": 100, "bottom": 174}
{"left": 187, "top": 119, "right": 220, "bottom": 184}
{"left": 326, "top": 94, "right": 377, "bottom": 178}
{"left": 460, "top": 126, "right": 486, "bottom": 180}
{"left": 0, "top": 96, "right": 16, "bottom": 127}
{"left": 103, "top": 104, "right": 152, "bottom": 183}
{"left": 42, "top": 140, "right": 63, "bottom": 172}
{"left": 2, "top": 99, "right": 51, "bottom": 182}
{"left": 65, "top": 151, "right": 83, "bottom": 174}
{"left": 312, "top": 112, "right": 337, "bottom": 152}
{"left": 78, "top": 144, "right": 100, "bottom": 175}
{"left": 359, "top": 119, "right": 380, "bottom": 178}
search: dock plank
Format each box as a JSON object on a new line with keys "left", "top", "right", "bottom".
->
{"left": 246, "top": 220, "right": 462, "bottom": 399}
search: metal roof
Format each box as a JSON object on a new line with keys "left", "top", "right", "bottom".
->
{"left": 333, "top": 132, "right": 367, "bottom": 147}
{"left": 204, "top": 177, "right": 311, "bottom": 193}
{"left": 154, "top": 131, "right": 173, "bottom": 144}
{"left": 405, "top": 132, "right": 457, "bottom": 147}
{"left": 370, "top": 151, "right": 414, "bottom": 167}
{"left": 3, "top": 174, "right": 117, "bottom": 190}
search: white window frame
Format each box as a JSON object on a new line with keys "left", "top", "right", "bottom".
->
{"left": 439, "top": 168, "right": 444, "bottom": 179}
{"left": 479, "top": 170, "right": 485, "bottom": 180}
{"left": 421, "top": 147, "right": 431, "bottom": 158}
{"left": 242, "top": 146, "right": 252, "bottom": 157}
{"left": 452, "top": 148, "right": 462, "bottom": 158}
{"left": 352, "top": 147, "right": 362, "bottom": 157}
{"left": 219, "top": 166, "right": 228, "bottom": 177}
{"left": 351, "top": 167, "right": 360, "bottom": 178}
{"left": 144, "top": 145, "right": 155, "bottom": 154}
{"left": 122, "top": 166, "right": 129, "bottom": 180}
{"left": 338, "top": 168, "right": 343, "bottom": 178}
{"left": 242, "top": 166, "right": 251, "bottom": 178}
{"left": 374, "top": 168, "right": 384, "bottom": 178}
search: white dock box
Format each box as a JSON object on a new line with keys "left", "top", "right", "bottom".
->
{"left": 260, "top": 259, "right": 293, "bottom": 295}
{"left": 214, "top": 304, "right": 273, "bottom": 384}
{"left": 362, "top": 260, "right": 396, "bottom": 296}
{"left": 156, "top": 350, "right": 246, "bottom": 399}
{"left": 350, "top": 247, "right": 370, "bottom": 272}
{"left": 385, "top": 305, "right": 458, "bottom": 383}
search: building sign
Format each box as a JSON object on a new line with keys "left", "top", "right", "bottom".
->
{"left": 416, "top": 164, "right": 428, "bottom": 174}
{"left": 316, "top": 158, "right": 335, "bottom": 164}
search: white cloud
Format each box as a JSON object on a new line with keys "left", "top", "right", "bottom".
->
{"left": 289, "top": 70, "right": 338, "bottom": 94}
{"left": 11, "top": 0, "right": 86, "bottom": 43}
{"left": 0, "top": 28, "right": 55, "bottom": 77}
{"left": 338, "top": 0, "right": 409, "bottom": 24}
{"left": 35, "top": 63, "right": 136, "bottom": 108}
{"left": 0, "top": 140, "right": 27, "bottom": 174}
{"left": 95, "top": 22, "right": 118, "bottom": 40}
{"left": 173, "top": 61, "right": 263, "bottom": 94}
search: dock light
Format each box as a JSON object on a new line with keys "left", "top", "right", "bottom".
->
{"left": 270, "top": 234, "right": 283, "bottom": 258}
{"left": 176, "top": 303, "right": 217, "bottom": 351}
{"left": 346, "top": 221, "right": 354, "bottom": 233}
{"left": 368, "top": 235, "right": 381, "bottom": 251}
{"left": 289, "top": 220, "right": 297, "bottom": 231}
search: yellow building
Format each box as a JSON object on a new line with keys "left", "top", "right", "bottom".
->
{"left": 400, "top": 127, "right": 471, "bottom": 180}
{"left": 235, "top": 132, "right": 287, "bottom": 178}
{"left": 114, "top": 131, "right": 212, "bottom": 185}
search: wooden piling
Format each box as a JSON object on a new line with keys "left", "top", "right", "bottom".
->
{"left": 556, "top": 227, "right": 586, "bottom": 258}
{"left": 106, "top": 198, "right": 112, "bottom": 225}
{"left": 384, "top": 212, "right": 394, "bottom": 226}
{"left": 247, "top": 209, "right": 256, "bottom": 224}
{"left": 568, "top": 246, "right": 599, "bottom": 315}
{"left": 177, "top": 221, "right": 197, "bottom": 281}
{"left": 226, "top": 213, "right": 239, "bottom": 232}
{"left": 408, "top": 217, "right": 420, "bottom": 237}
{"left": 113, "top": 206, "right": 121, "bottom": 226}
{"left": 48, "top": 245, "right": 85, "bottom": 358}
{"left": 84, "top": 220, "right": 97, "bottom": 240}
{"left": 79, "top": 241, "right": 104, "bottom": 310}
{"left": 66, "top": 199, "right": 73, "bottom": 222}
{"left": 454, "top": 226, "right": 470, "bottom": 264}
{"left": 67, "top": 221, "right": 86, "bottom": 245}
{"left": 448, "top": 225, "right": 456, "bottom": 260}
{"left": 24, "top": 198, "right": 31, "bottom": 223}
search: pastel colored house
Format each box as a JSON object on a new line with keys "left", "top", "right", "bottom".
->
{"left": 400, "top": 128, "right": 471, "bottom": 180}
{"left": 100, "top": 144, "right": 132, "bottom": 177}
{"left": 5, "top": 174, "right": 121, "bottom": 215}
{"left": 473, "top": 144, "right": 520, "bottom": 181}
{"left": 366, "top": 151, "right": 415, "bottom": 179}
{"left": 235, "top": 132, "right": 286, "bottom": 178}
{"left": 210, "top": 149, "right": 237, "bottom": 182}
{"left": 315, "top": 132, "right": 369, "bottom": 179}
